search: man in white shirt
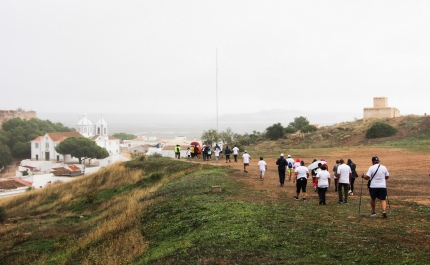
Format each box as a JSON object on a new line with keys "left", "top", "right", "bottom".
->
{"left": 286, "top": 155, "right": 295, "bottom": 182}
{"left": 362, "top": 156, "right": 390, "bottom": 218}
{"left": 242, "top": 150, "right": 251, "bottom": 173}
{"left": 232, "top": 145, "right": 240, "bottom": 162}
{"left": 257, "top": 157, "right": 267, "bottom": 181}
{"left": 294, "top": 161, "right": 309, "bottom": 201}
{"left": 337, "top": 159, "right": 352, "bottom": 204}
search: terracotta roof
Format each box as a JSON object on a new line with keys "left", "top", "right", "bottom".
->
{"left": 108, "top": 136, "right": 119, "bottom": 140}
{"left": 31, "top": 136, "right": 44, "bottom": 142}
{"left": 68, "top": 165, "right": 81, "bottom": 171}
{"left": 90, "top": 135, "right": 100, "bottom": 140}
{"left": 0, "top": 179, "right": 32, "bottom": 189}
{"left": 47, "top": 132, "right": 83, "bottom": 142}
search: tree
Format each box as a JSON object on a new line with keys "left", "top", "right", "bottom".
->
{"left": 201, "top": 129, "right": 220, "bottom": 145}
{"left": 365, "top": 122, "right": 397, "bottom": 139}
{"left": 265, "top": 123, "right": 285, "bottom": 140}
{"left": 113, "top": 132, "right": 137, "bottom": 140}
{"left": 0, "top": 144, "right": 12, "bottom": 168}
{"left": 301, "top": 125, "right": 318, "bottom": 133}
{"left": 284, "top": 125, "right": 297, "bottom": 134}
{"left": 289, "top": 116, "right": 310, "bottom": 131}
{"left": 55, "top": 137, "right": 109, "bottom": 163}
{"left": 219, "top": 127, "right": 235, "bottom": 145}
{"left": 12, "top": 142, "right": 31, "bottom": 158}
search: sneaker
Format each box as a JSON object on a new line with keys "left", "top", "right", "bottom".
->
{"left": 350, "top": 192, "right": 353, "bottom": 196}
{"left": 302, "top": 198, "right": 307, "bottom": 202}
{"left": 370, "top": 212, "right": 377, "bottom": 217}
{"left": 337, "top": 200, "right": 343, "bottom": 204}
{"left": 294, "top": 196, "right": 299, "bottom": 201}
{"left": 382, "top": 211, "right": 387, "bottom": 218}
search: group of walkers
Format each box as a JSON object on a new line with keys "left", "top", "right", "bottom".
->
{"left": 254, "top": 153, "right": 390, "bottom": 218}
{"left": 183, "top": 143, "right": 242, "bottom": 164}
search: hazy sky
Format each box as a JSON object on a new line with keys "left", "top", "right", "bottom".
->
{"left": 1, "top": 1, "right": 429, "bottom": 118}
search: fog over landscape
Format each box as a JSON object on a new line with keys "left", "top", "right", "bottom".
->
{"left": 1, "top": 1, "right": 429, "bottom": 134}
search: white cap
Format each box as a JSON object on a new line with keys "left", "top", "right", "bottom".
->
{"left": 287, "top": 155, "right": 291, "bottom": 158}
{"left": 280, "top": 153, "right": 284, "bottom": 157}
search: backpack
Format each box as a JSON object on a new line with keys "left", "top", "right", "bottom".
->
{"left": 288, "top": 161, "right": 293, "bottom": 168}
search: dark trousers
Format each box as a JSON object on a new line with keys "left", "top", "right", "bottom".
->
{"left": 225, "top": 154, "right": 230, "bottom": 161}
{"left": 350, "top": 178, "right": 356, "bottom": 192}
{"left": 175, "top": 152, "right": 180, "bottom": 159}
{"left": 338, "top": 183, "right": 350, "bottom": 203}
{"left": 318, "top": 187, "right": 328, "bottom": 203}
{"left": 278, "top": 170, "right": 286, "bottom": 186}
{"left": 234, "top": 154, "right": 238, "bottom": 162}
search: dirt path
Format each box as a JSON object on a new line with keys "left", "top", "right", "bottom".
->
{"left": 190, "top": 147, "right": 430, "bottom": 205}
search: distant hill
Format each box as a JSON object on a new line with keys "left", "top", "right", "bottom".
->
{"left": 253, "top": 115, "right": 430, "bottom": 150}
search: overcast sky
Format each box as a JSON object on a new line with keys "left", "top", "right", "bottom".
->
{"left": 1, "top": 1, "right": 429, "bottom": 119}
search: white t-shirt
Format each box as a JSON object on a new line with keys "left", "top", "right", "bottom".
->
{"left": 337, "top": 164, "right": 351, "bottom": 184}
{"left": 258, "top": 160, "right": 267, "bottom": 171}
{"left": 295, "top": 166, "right": 309, "bottom": 179}
{"left": 214, "top": 149, "right": 220, "bottom": 156}
{"left": 286, "top": 158, "right": 295, "bottom": 167}
{"left": 242, "top": 153, "right": 250, "bottom": 164}
{"left": 366, "top": 164, "right": 389, "bottom": 188}
{"left": 316, "top": 170, "right": 331, "bottom": 188}
{"left": 293, "top": 162, "right": 301, "bottom": 169}
{"left": 233, "top": 147, "right": 239, "bottom": 155}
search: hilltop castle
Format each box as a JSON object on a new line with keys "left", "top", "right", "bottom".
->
{"left": 363, "top": 97, "right": 400, "bottom": 120}
{"left": 0, "top": 109, "right": 37, "bottom": 128}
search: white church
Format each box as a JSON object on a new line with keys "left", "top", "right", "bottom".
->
{"left": 30, "top": 114, "right": 120, "bottom": 162}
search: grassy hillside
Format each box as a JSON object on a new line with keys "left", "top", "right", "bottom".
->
{"left": 1, "top": 155, "right": 430, "bottom": 264}
{"left": 249, "top": 115, "right": 430, "bottom": 156}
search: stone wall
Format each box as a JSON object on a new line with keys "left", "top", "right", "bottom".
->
{"left": 363, "top": 107, "right": 400, "bottom": 120}
{"left": 0, "top": 110, "right": 37, "bottom": 128}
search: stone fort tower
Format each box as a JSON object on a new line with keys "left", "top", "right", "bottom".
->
{"left": 363, "top": 97, "right": 400, "bottom": 120}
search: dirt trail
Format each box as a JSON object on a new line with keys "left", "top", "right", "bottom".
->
{"left": 191, "top": 147, "right": 430, "bottom": 205}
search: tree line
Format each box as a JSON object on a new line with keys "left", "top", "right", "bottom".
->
{"left": 201, "top": 116, "right": 317, "bottom": 146}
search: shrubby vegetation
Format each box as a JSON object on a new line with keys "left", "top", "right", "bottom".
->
{"left": 0, "top": 143, "right": 12, "bottom": 168}
{"left": 0, "top": 118, "right": 73, "bottom": 160}
{"left": 301, "top": 124, "right": 318, "bottom": 133}
{"left": 0, "top": 206, "right": 7, "bottom": 222}
{"left": 112, "top": 132, "right": 137, "bottom": 140}
{"left": 365, "top": 122, "right": 397, "bottom": 139}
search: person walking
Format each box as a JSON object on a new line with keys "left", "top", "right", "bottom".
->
{"left": 294, "top": 161, "right": 309, "bottom": 201}
{"left": 276, "top": 154, "right": 288, "bottom": 187}
{"left": 310, "top": 159, "right": 318, "bottom": 192}
{"left": 316, "top": 164, "right": 331, "bottom": 205}
{"left": 174, "top": 145, "right": 181, "bottom": 159}
{"left": 333, "top": 160, "right": 340, "bottom": 192}
{"left": 362, "top": 156, "right": 390, "bottom": 218}
{"left": 337, "top": 159, "right": 352, "bottom": 204}
{"left": 186, "top": 147, "right": 191, "bottom": 160}
{"left": 286, "top": 155, "right": 295, "bottom": 182}
{"left": 232, "top": 145, "right": 240, "bottom": 162}
{"left": 347, "top": 159, "right": 359, "bottom": 195}
{"left": 242, "top": 150, "right": 251, "bottom": 173}
{"left": 257, "top": 157, "right": 267, "bottom": 181}
{"left": 224, "top": 145, "right": 231, "bottom": 163}
{"left": 214, "top": 146, "right": 220, "bottom": 163}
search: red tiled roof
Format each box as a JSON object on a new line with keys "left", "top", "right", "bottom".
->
{"left": 108, "top": 136, "right": 119, "bottom": 140}
{"left": 68, "top": 165, "right": 81, "bottom": 171}
{"left": 47, "top": 132, "right": 83, "bottom": 142}
{"left": 90, "top": 135, "right": 100, "bottom": 140}
{"left": 0, "top": 179, "right": 32, "bottom": 189}
{"left": 31, "top": 136, "right": 44, "bottom": 142}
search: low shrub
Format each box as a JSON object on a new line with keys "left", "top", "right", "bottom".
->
{"left": 0, "top": 206, "right": 7, "bottom": 222}
{"left": 365, "top": 122, "right": 397, "bottom": 138}
{"left": 301, "top": 125, "right": 318, "bottom": 133}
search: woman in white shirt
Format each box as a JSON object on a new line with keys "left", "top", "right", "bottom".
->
{"left": 316, "top": 164, "right": 331, "bottom": 205}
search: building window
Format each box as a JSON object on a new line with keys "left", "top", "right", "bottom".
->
{"left": 46, "top": 143, "right": 49, "bottom": 148}
{"left": 104, "top": 128, "right": 107, "bottom": 135}
{"left": 35, "top": 143, "right": 39, "bottom": 148}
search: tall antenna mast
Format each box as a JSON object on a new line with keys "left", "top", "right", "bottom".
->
{"left": 216, "top": 48, "right": 219, "bottom": 132}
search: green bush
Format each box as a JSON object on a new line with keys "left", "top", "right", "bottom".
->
{"left": 365, "top": 122, "right": 397, "bottom": 139}
{"left": 301, "top": 125, "right": 318, "bottom": 133}
{"left": 0, "top": 206, "right": 7, "bottom": 222}
{"left": 284, "top": 125, "right": 297, "bottom": 134}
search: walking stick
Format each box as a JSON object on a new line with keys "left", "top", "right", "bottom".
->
{"left": 386, "top": 191, "right": 391, "bottom": 210}
{"left": 358, "top": 174, "right": 364, "bottom": 215}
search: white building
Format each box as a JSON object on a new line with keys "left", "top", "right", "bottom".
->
{"left": 30, "top": 114, "right": 120, "bottom": 161}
